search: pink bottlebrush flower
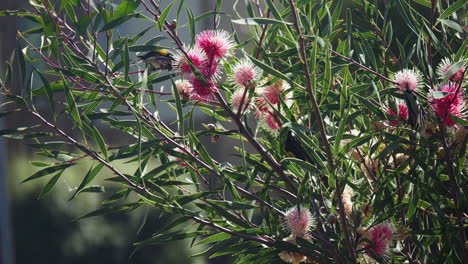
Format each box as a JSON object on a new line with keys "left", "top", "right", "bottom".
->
{"left": 393, "top": 69, "right": 422, "bottom": 92}
{"left": 436, "top": 57, "right": 466, "bottom": 82}
{"left": 195, "top": 30, "right": 233, "bottom": 59}
{"left": 190, "top": 76, "right": 217, "bottom": 97}
{"left": 265, "top": 112, "right": 281, "bottom": 130}
{"left": 230, "top": 88, "right": 251, "bottom": 113}
{"left": 386, "top": 103, "right": 409, "bottom": 126}
{"left": 174, "top": 79, "right": 192, "bottom": 100}
{"left": 365, "top": 224, "right": 393, "bottom": 257}
{"left": 232, "top": 59, "right": 258, "bottom": 87}
{"left": 430, "top": 83, "right": 466, "bottom": 127}
{"left": 255, "top": 79, "right": 291, "bottom": 112}
{"left": 284, "top": 206, "right": 315, "bottom": 238}
{"left": 200, "top": 60, "right": 219, "bottom": 79}
{"left": 175, "top": 46, "right": 206, "bottom": 75}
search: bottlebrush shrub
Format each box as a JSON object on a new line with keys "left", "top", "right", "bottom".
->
{"left": 0, "top": 0, "right": 467, "bottom": 263}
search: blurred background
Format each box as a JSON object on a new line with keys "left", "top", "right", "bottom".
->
{"left": 0, "top": 0, "right": 257, "bottom": 263}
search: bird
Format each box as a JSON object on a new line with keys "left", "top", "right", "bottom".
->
{"left": 284, "top": 130, "right": 313, "bottom": 163}
{"left": 403, "top": 89, "right": 428, "bottom": 133}
{"left": 138, "top": 50, "right": 174, "bottom": 71}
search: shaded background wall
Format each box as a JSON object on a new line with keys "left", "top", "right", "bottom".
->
{"left": 0, "top": 0, "right": 250, "bottom": 263}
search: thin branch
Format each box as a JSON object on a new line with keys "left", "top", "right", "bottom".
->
{"left": 288, "top": 0, "right": 356, "bottom": 261}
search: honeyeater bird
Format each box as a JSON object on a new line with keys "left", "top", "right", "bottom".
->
{"left": 284, "top": 130, "right": 313, "bottom": 163}
{"left": 403, "top": 88, "right": 428, "bottom": 133}
{"left": 138, "top": 50, "right": 174, "bottom": 71}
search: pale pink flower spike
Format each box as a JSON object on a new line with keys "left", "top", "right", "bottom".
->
{"left": 285, "top": 206, "right": 314, "bottom": 238}
{"left": 393, "top": 69, "right": 421, "bottom": 92}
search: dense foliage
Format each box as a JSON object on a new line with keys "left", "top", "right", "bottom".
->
{"left": 1, "top": 0, "right": 467, "bottom": 263}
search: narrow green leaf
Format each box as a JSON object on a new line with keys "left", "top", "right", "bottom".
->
{"left": 74, "top": 202, "right": 141, "bottom": 220}
{"left": 60, "top": 68, "right": 101, "bottom": 83}
{"left": 158, "top": 0, "right": 176, "bottom": 31}
{"left": 196, "top": 233, "right": 231, "bottom": 245}
{"left": 100, "top": 13, "right": 137, "bottom": 32}
{"left": 70, "top": 163, "right": 105, "bottom": 200}
{"left": 91, "top": 126, "right": 108, "bottom": 159}
{"left": 35, "top": 69, "right": 55, "bottom": 112}
{"left": 38, "top": 170, "right": 64, "bottom": 199}
{"left": 439, "top": 0, "right": 467, "bottom": 20}
{"left": 64, "top": 81, "right": 83, "bottom": 128}
{"left": 142, "top": 161, "right": 179, "bottom": 179}
{"left": 232, "top": 18, "right": 292, "bottom": 25}
{"left": 22, "top": 163, "right": 74, "bottom": 183}
{"left": 114, "top": 0, "right": 139, "bottom": 19}
{"left": 247, "top": 54, "right": 291, "bottom": 83}
{"left": 124, "top": 38, "right": 130, "bottom": 82}
{"left": 450, "top": 114, "right": 468, "bottom": 126}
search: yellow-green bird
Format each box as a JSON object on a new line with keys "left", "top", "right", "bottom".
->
{"left": 138, "top": 50, "right": 174, "bottom": 71}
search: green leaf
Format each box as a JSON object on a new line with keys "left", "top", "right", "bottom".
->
{"left": 0, "top": 126, "right": 29, "bottom": 136}
{"left": 91, "top": 126, "right": 108, "bottom": 159}
{"left": 158, "top": 0, "right": 176, "bottom": 31}
{"left": 35, "top": 69, "right": 55, "bottom": 112}
{"left": 64, "top": 82, "right": 83, "bottom": 128}
{"left": 247, "top": 54, "right": 291, "bottom": 83}
{"left": 450, "top": 114, "right": 468, "bottom": 126}
{"left": 114, "top": 0, "right": 139, "bottom": 19}
{"left": 60, "top": 68, "right": 101, "bottom": 83}
{"left": 232, "top": 18, "right": 292, "bottom": 25}
{"left": 22, "top": 163, "right": 75, "bottom": 183}
{"left": 142, "top": 161, "right": 179, "bottom": 179}
{"left": 438, "top": 19, "right": 464, "bottom": 32}
{"left": 124, "top": 38, "right": 130, "bottom": 82}
{"left": 432, "top": 91, "right": 453, "bottom": 99}
{"left": 439, "top": 0, "right": 467, "bottom": 20}
{"left": 196, "top": 233, "right": 231, "bottom": 245}
{"left": 38, "top": 170, "right": 64, "bottom": 199}
{"left": 75, "top": 202, "right": 141, "bottom": 220}
{"left": 100, "top": 13, "right": 137, "bottom": 32}
{"left": 413, "top": 0, "right": 431, "bottom": 8}
{"left": 135, "top": 230, "right": 212, "bottom": 246}
{"left": 70, "top": 163, "right": 105, "bottom": 200}
{"left": 206, "top": 200, "right": 256, "bottom": 210}
{"left": 443, "top": 60, "right": 466, "bottom": 79}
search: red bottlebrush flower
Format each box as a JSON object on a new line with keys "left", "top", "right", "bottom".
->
{"left": 232, "top": 59, "right": 258, "bottom": 87}
{"left": 175, "top": 46, "right": 206, "bottom": 75}
{"left": 195, "top": 30, "right": 233, "bottom": 59}
{"left": 366, "top": 224, "right": 393, "bottom": 257}
{"left": 393, "top": 69, "right": 421, "bottom": 92}
{"left": 190, "top": 77, "right": 216, "bottom": 97}
{"left": 430, "top": 83, "right": 466, "bottom": 127}
{"left": 436, "top": 57, "right": 466, "bottom": 82}
{"left": 284, "top": 206, "right": 315, "bottom": 238}
{"left": 386, "top": 103, "right": 409, "bottom": 126}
